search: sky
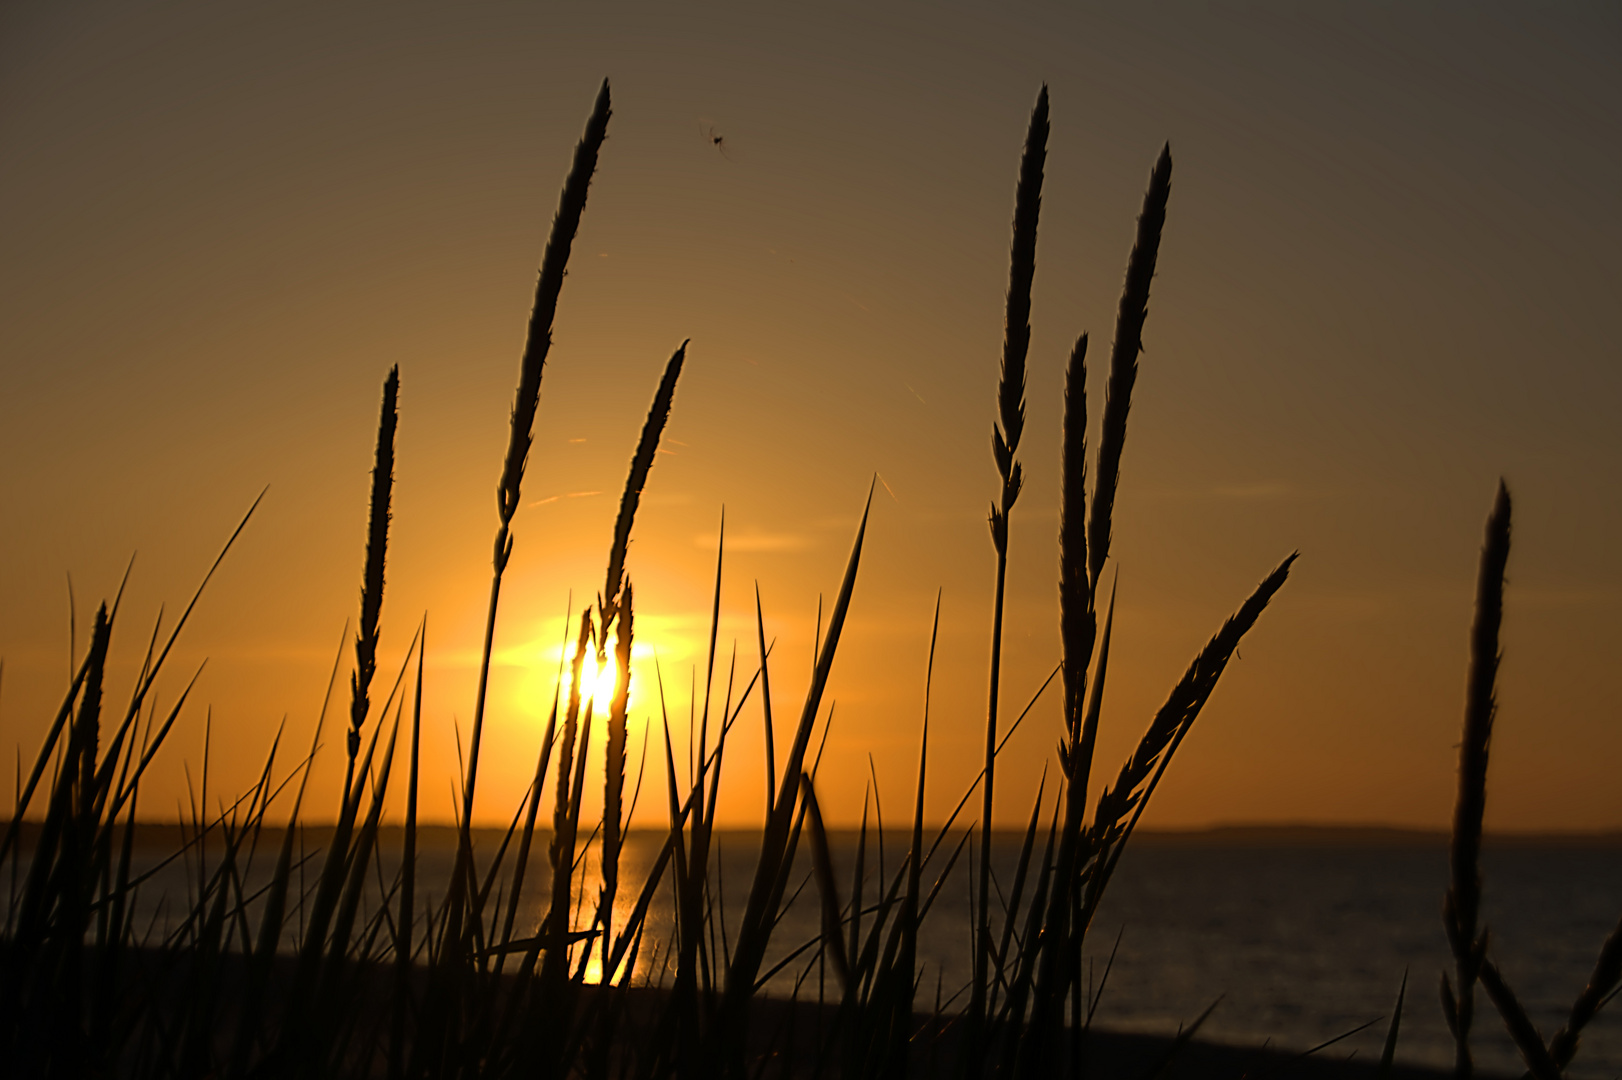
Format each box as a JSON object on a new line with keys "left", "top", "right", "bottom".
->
{"left": 1, "top": 2, "right": 1619, "bottom": 831}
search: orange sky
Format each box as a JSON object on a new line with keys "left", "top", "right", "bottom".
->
{"left": 2, "top": 2, "right": 1619, "bottom": 831}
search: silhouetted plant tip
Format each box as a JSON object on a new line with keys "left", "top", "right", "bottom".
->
{"left": 603, "top": 340, "right": 687, "bottom": 629}
{"left": 1058, "top": 332, "right": 1092, "bottom": 744}
{"left": 991, "top": 82, "right": 1048, "bottom": 515}
{"left": 1443, "top": 479, "right": 1510, "bottom": 1080}
{"left": 1090, "top": 143, "right": 1171, "bottom": 593}
{"left": 1378, "top": 970, "right": 1407, "bottom": 1080}
{"left": 1140, "top": 996, "right": 1222, "bottom": 1080}
{"left": 498, "top": 78, "right": 613, "bottom": 535}
{"left": 347, "top": 365, "right": 397, "bottom": 804}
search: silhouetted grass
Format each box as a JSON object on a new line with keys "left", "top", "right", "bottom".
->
{"left": 975, "top": 86, "right": 1048, "bottom": 1058}
{"left": 1434, "top": 482, "right": 1622, "bottom": 1080}
{"left": 1441, "top": 481, "right": 1509, "bottom": 1080}
{"left": 0, "top": 81, "right": 1339, "bottom": 1080}
{"left": 348, "top": 364, "right": 398, "bottom": 806}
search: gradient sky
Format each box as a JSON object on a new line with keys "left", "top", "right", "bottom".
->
{"left": 2, "top": 2, "right": 1619, "bottom": 831}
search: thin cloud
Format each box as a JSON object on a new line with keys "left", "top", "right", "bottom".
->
{"left": 693, "top": 530, "right": 814, "bottom": 553}
{"left": 529, "top": 490, "right": 601, "bottom": 507}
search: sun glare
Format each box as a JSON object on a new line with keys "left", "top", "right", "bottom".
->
{"left": 515, "top": 630, "right": 657, "bottom": 733}
{"left": 573, "top": 652, "right": 624, "bottom": 713}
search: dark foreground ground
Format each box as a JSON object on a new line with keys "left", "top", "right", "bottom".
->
{"left": 9, "top": 944, "right": 1463, "bottom": 1079}
{"left": 666, "top": 991, "right": 1459, "bottom": 1080}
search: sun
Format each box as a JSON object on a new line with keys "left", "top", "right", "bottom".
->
{"left": 574, "top": 651, "right": 624, "bottom": 713}
{"left": 524, "top": 629, "right": 655, "bottom": 726}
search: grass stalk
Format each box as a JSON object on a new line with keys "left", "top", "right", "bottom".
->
{"left": 1059, "top": 333, "right": 1095, "bottom": 752}
{"left": 601, "top": 582, "right": 633, "bottom": 982}
{"left": 387, "top": 615, "right": 422, "bottom": 1080}
{"left": 463, "top": 76, "right": 611, "bottom": 883}
{"left": 404, "top": 83, "right": 611, "bottom": 1073}
{"left": 1088, "top": 144, "right": 1171, "bottom": 592}
{"left": 345, "top": 366, "right": 397, "bottom": 808}
{"left": 1443, "top": 480, "right": 1510, "bottom": 1080}
{"left": 601, "top": 342, "right": 686, "bottom": 627}
{"left": 975, "top": 84, "right": 1049, "bottom": 1063}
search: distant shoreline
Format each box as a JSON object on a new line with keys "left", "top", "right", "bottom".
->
{"left": 8, "top": 820, "right": 1621, "bottom": 850}
{"left": 1126, "top": 823, "right": 1622, "bottom": 848}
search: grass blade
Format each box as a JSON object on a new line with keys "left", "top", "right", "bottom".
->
{"left": 1379, "top": 969, "right": 1407, "bottom": 1080}
{"left": 801, "top": 774, "right": 853, "bottom": 994}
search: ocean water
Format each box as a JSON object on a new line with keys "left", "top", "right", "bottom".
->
{"left": 30, "top": 829, "right": 1622, "bottom": 1078}
{"left": 1077, "top": 843, "right": 1622, "bottom": 1078}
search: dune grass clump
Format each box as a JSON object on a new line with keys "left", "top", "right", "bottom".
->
{"left": 0, "top": 81, "right": 1310, "bottom": 1079}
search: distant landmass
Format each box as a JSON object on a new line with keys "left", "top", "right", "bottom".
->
{"left": 1129, "top": 822, "right": 1622, "bottom": 848}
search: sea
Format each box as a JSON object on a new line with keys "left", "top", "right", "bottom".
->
{"left": 24, "top": 826, "right": 1622, "bottom": 1079}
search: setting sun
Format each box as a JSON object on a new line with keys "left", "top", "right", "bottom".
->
{"left": 556, "top": 644, "right": 634, "bottom": 715}
{"left": 583, "top": 651, "right": 622, "bottom": 712}
{"left": 511, "top": 625, "right": 662, "bottom": 736}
